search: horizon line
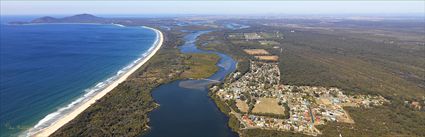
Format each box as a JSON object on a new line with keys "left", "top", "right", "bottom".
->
{"left": 1, "top": 12, "right": 424, "bottom": 16}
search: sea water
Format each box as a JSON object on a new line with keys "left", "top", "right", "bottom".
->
{"left": 0, "top": 22, "right": 156, "bottom": 136}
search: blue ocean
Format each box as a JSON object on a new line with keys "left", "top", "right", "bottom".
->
{"left": 0, "top": 19, "right": 157, "bottom": 136}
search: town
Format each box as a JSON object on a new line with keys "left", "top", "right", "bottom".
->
{"left": 211, "top": 59, "right": 389, "bottom": 136}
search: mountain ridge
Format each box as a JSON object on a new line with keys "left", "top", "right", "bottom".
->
{"left": 9, "top": 14, "right": 107, "bottom": 24}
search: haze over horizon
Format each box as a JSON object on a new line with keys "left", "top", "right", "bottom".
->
{"left": 1, "top": 1, "right": 424, "bottom": 16}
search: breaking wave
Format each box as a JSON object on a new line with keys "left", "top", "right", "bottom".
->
{"left": 111, "top": 23, "right": 125, "bottom": 28}
{"left": 22, "top": 24, "right": 159, "bottom": 137}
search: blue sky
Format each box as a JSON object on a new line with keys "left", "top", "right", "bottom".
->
{"left": 1, "top": 1, "right": 424, "bottom": 15}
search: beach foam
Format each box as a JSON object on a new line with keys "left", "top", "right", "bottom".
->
{"left": 112, "top": 23, "right": 125, "bottom": 28}
{"left": 22, "top": 25, "right": 162, "bottom": 137}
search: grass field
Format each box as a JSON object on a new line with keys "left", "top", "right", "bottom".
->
{"left": 236, "top": 99, "right": 249, "bottom": 113}
{"left": 252, "top": 98, "right": 285, "bottom": 115}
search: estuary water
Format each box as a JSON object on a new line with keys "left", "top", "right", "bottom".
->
{"left": 144, "top": 31, "right": 238, "bottom": 137}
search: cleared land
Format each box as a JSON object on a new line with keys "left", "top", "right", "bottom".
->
{"left": 317, "top": 98, "right": 332, "bottom": 105}
{"left": 243, "top": 49, "right": 269, "bottom": 55}
{"left": 255, "top": 55, "right": 279, "bottom": 61}
{"left": 236, "top": 99, "right": 249, "bottom": 113}
{"left": 252, "top": 98, "right": 285, "bottom": 115}
{"left": 337, "top": 112, "right": 355, "bottom": 124}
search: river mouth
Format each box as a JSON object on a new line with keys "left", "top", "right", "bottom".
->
{"left": 144, "top": 30, "right": 237, "bottom": 137}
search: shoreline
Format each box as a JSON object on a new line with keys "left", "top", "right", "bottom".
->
{"left": 28, "top": 26, "right": 163, "bottom": 137}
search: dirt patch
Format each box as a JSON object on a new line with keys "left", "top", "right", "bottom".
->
{"left": 337, "top": 110, "right": 355, "bottom": 124}
{"left": 244, "top": 49, "right": 269, "bottom": 55}
{"left": 252, "top": 98, "right": 285, "bottom": 115}
{"left": 317, "top": 98, "right": 332, "bottom": 105}
{"left": 255, "top": 55, "right": 279, "bottom": 61}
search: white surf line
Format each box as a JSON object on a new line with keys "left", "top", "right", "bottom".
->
{"left": 29, "top": 26, "right": 163, "bottom": 137}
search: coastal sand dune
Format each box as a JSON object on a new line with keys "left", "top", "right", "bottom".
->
{"left": 31, "top": 26, "right": 163, "bottom": 137}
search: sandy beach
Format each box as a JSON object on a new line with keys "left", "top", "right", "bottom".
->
{"left": 32, "top": 26, "right": 163, "bottom": 137}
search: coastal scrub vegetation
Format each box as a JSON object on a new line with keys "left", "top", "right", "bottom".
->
{"left": 181, "top": 53, "right": 220, "bottom": 79}
{"left": 51, "top": 29, "right": 220, "bottom": 136}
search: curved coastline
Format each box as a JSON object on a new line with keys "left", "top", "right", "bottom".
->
{"left": 23, "top": 25, "right": 163, "bottom": 137}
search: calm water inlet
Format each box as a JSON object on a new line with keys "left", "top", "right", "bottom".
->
{"left": 144, "top": 31, "right": 238, "bottom": 137}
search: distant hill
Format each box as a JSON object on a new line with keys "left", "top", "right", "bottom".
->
{"left": 59, "top": 14, "right": 105, "bottom": 22}
{"left": 10, "top": 14, "right": 107, "bottom": 24}
{"left": 31, "top": 16, "right": 58, "bottom": 23}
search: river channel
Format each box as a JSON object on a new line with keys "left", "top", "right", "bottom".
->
{"left": 144, "top": 30, "right": 238, "bottom": 137}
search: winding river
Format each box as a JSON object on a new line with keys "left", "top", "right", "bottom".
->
{"left": 144, "top": 30, "right": 238, "bottom": 137}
